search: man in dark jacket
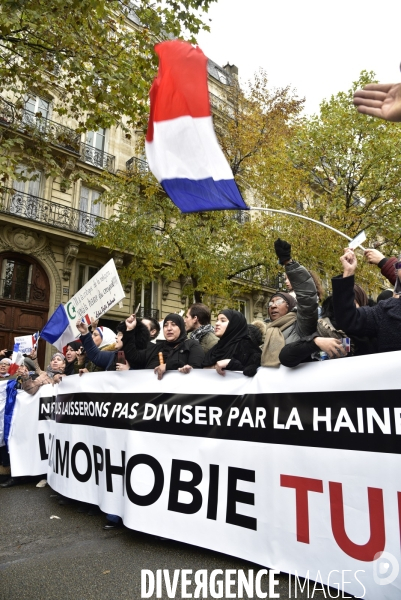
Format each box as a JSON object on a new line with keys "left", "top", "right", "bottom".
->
{"left": 332, "top": 248, "right": 401, "bottom": 353}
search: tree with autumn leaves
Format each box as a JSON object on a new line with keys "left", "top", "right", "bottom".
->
{"left": 0, "top": 0, "right": 216, "bottom": 181}
{"left": 285, "top": 71, "right": 401, "bottom": 294}
{"left": 94, "top": 70, "right": 401, "bottom": 302}
{"left": 92, "top": 71, "right": 304, "bottom": 304}
{"left": 2, "top": 0, "right": 399, "bottom": 299}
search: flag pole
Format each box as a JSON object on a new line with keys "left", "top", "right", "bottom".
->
{"left": 249, "top": 207, "right": 366, "bottom": 251}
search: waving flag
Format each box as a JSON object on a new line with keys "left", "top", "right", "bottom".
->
{"left": 40, "top": 304, "right": 77, "bottom": 352}
{"left": 145, "top": 40, "right": 248, "bottom": 213}
{"left": 8, "top": 343, "right": 25, "bottom": 376}
{"left": 40, "top": 259, "right": 124, "bottom": 351}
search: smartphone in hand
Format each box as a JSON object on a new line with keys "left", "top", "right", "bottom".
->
{"left": 116, "top": 351, "right": 126, "bottom": 365}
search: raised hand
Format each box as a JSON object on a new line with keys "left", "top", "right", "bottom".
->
{"left": 76, "top": 319, "right": 89, "bottom": 335}
{"left": 340, "top": 248, "right": 358, "bottom": 277}
{"left": 364, "top": 248, "right": 385, "bottom": 265}
{"left": 274, "top": 238, "right": 292, "bottom": 265}
{"left": 125, "top": 314, "right": 137, "bottom": 331}
{"left": 353, "top": 83, "right": 401, "bottom": 122}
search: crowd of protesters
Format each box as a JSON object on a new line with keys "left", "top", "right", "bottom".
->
{"left": 1, "top": 235, "right": 401, "bottom": 530}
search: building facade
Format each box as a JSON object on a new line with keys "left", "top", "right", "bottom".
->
{"left": 0, "top": 58, "right": 277, "bottom": 367}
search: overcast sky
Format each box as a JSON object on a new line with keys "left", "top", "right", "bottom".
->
{"left": 197, "top": 0, "right": 401, "bottom": 115}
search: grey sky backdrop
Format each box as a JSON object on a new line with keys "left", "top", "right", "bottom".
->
{"left": 197, "top": 0, "right": 401, "bottom": 115}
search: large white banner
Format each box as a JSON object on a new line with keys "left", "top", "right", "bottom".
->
{"left": 7, "top": 352, "right": 401, "bottom": 600}
{"left": 0, "top": 380, "right": 6, "bottom": 446}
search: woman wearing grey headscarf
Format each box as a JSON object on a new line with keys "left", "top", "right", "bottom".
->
{"left": 21, "top": 351, "right": 65, "bottom": 395}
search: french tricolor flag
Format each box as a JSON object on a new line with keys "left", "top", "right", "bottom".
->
{"left": 145, "top": 40, "right": 248, "bottom": 213}
{"left": 8, "top": 343, "right": 24, "bottom": 376}
{"left": 40, "top": 304, "right": 78, "bottom": 351}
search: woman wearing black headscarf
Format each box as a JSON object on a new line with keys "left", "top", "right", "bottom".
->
{"left": 203, "top": 310, "right": 261, "bottom": 377}
{"left": 124, "top": 313, "right": 204, "bottom": 380}
{"left": 64, "top": 341, "right": 86, "bottom": 376}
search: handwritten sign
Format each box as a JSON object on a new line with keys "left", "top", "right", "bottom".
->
{"left": 14, "top": 334, "right": 37, "bottom": 354}
{"left": 64, "top": 260, "right": 125, "bottom": 336}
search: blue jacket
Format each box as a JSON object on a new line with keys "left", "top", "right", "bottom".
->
{"left": 80, "top": 333, "right": 117, "bottom": 371}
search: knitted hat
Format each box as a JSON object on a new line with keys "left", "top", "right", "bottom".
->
{"left": 377, "top": 289, "right": 393, "bottom": 303}
{"left": 270, "top": 291, "right": 297, "bottom": 312}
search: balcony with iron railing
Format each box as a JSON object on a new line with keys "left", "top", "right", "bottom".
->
{"left": 0, "top": 98, "right": 81, "bottom": 153}
{"left": 126, "top": 156, "right": 150, "bottom": 174}
{"left": 79, "top": 142, "right": 115, "bottom": 173}
{"left": 235, "top": 266, "right": 282, "bottom": 290}
{"left": 209, "top": 92, "right": 234, "bottom": 117}
{"left": 0, "top": 98, "right": 116, "bottom": 172}
{"left": 0, "top": 187, "right": 106, "bottom": 237}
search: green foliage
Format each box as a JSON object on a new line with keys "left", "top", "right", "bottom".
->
{"left": 91, "top": 71, "right": 305, "bottom": 303}
{"left": 92, "top": 167, "right": 284, "bottom": 305}
{"left": 0, "top": 0, "right": 215, "bottom": 178}
{"left": 214, "top": 69, "right": 304, "bottom": 199}
{"left": 277, "top": 71, "right": 401, "bottom": 295}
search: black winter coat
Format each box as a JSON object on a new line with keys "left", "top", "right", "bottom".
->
{"left": 80, "top": 321, "right": 151, "bottom": 371}
{"left": 332, "top": 275, "right": 401, "bottom": 353}
{"left": 124, "top": 334, "right": 204, "bottom": 370}
{"left": 222, "top": 338, "right": 262, "bottom": 375}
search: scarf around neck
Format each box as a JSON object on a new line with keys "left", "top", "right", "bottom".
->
{"left": 261, "top": 312, "right": 297, "bottom": 368}
{"left": 190, "top": 324, "right": 214, "bottom": 342}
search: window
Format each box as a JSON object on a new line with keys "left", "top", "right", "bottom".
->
{"left": 11, "top": 166, "right": 43, "bottom": 219}
{"left": 78, "top": 186, "right": 103, "bottom": 233}
{"left": 12, "top": 166, "right": 42, "bottom": 196}
{"left": 86, "top": 128, "right": 106, "bottom": 153}
{"left": 236, "top": 299, "right": 249, "bottom": 321}
{"left": 77, "top": 264, "right": 98, "bottom": 291}
{"left": 217, "top": 71, "right": 228, "bottom": 85}
{"left": 134, "top": 281, "right": 156, "bottom": 318}
{"left": 0, "top": 258, "right": 32, "bottom": 302}
{"left": 23, "top": 96, "right": 50, "bottom": 132}
{"left": 79, "top": 186, "right": 103, "bottom": 216}
{"left": 82, "top": 128, "right": 108, "bottom": 168}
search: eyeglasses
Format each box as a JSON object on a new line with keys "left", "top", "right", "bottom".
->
{"left": 394, "top": 261, "right": 401, "bottom": 270}
{"left": 268, "top": 298, "right": 287, "bottom": 308}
